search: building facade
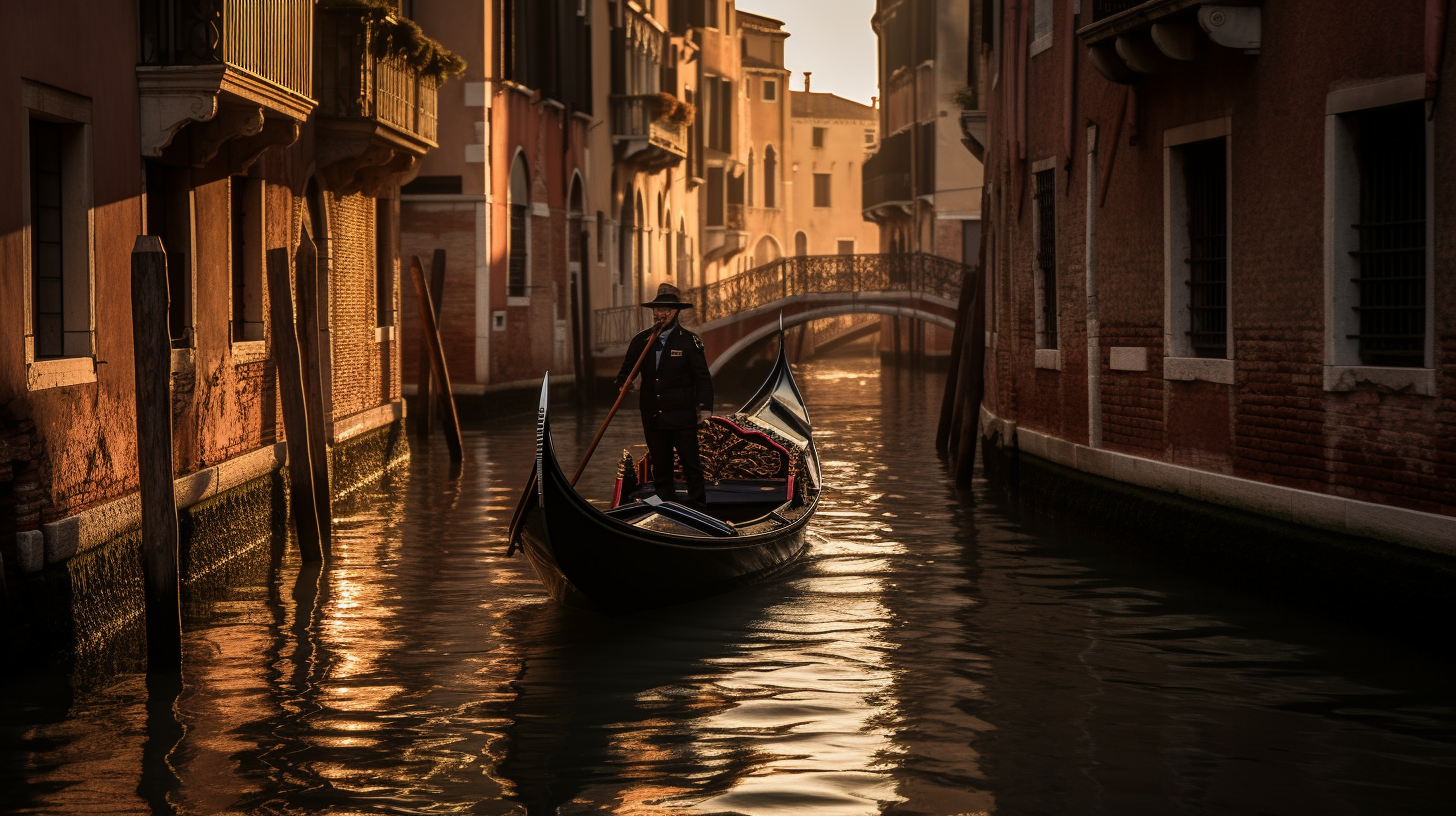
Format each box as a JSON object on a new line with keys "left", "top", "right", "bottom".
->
{"left": 2, "top": 0, "right": 448, "bottom": 661}
{"left": 864, "top": 0, "right": 986, "bottom": 264}
{"left": 974, "top": 0, "right": 1456, "bottom": 554}
{"left": 789, "top": 84, "right": 881, "bottom": 257}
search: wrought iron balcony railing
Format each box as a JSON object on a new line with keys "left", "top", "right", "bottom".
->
{"left": 612, "top": 94, "right": 689, "bottom": 170}
{"left": 1089, "top": 0, "right": 1149, "bottom": 21}
{"left": 139, "top": 0, "right": 313, "bottom": 99}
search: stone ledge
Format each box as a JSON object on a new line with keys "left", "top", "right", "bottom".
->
{"left": 42, "top": 442, "right": 286, "bottom": 565}
{"left": 1323, "top": 365, "right": 1435, "bottom": 397}
{"left": 1165, "top": 356, "right": 1234, "bottom": 384}
{"left": 983, "top": 404, "right": 1456, "bottom": 556}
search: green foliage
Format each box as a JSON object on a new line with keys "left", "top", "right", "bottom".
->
{"left": 321, "top": 0, "right": 466, "bottom": 81}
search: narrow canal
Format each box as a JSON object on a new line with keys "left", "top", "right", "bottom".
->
{"left": 4, "top": 351, "right": 1456, "bottom": 815}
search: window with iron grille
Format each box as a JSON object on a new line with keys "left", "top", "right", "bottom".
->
{"left": 30, "top": 120, "right": 65, "bottom": 360}
{"left": 508, "top": 203, "right": 528, "bottom": 297}
{"left": 1350, "top": 102, "right": 1425, "bottom": 367}
{"left": 1034, "top": 169, "right": 1057, "bottom": 349}
{"left": 1182, "top": 138, "right": 1227, "bottom": 359}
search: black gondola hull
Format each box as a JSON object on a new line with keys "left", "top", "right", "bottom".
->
{"left": 512, "top": 334, "right": 819, "bottom": 614}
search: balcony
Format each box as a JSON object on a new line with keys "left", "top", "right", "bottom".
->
{"left": 703, "top": 204, "right": 749, "bottom": 263}
{"left": 862, "top": 130, "right": 913, "bottom": 219}
{"left": 1077, "top": 1, "right": 1262, "bottom": 85}
{"left": 612, "top": 94, "right": 690, "bottom": 172}
{"left": 314, "top": 5, "right": 451, "bottom": 195}
{"left": 137, "top": 0, "right": 314, "bottom": 168}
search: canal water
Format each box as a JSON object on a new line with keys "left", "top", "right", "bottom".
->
{"left": 4, "top": 351, "right": 1456, "bottom": 815}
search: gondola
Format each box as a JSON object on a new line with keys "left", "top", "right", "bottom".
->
{"left": 507, "top": 334, "right": 821, "bottom": 614}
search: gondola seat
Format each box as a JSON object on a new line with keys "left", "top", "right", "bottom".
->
{"left": 614, "top": 416, "right": 801, "bottom": 512}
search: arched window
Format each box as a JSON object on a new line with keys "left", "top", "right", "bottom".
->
{"left": 795, "top": 231, "right": 808, "bottom": 257}
{"left": 754, "top": 235, "right": 781, "bottom": 265}
{"left": 634, "top": 190, "right": 646, "bottom": 294}
{"left": 508, "top": 155, "right": 530, "bottom": 298}
{"left": 567, "top": 173, "right": 584, "bottom": 267}
{"left": 763, "top": 145, "right": 777, "bottom": 208}
{"left": 747, "top": 148, "right": 755, "bottom": 207}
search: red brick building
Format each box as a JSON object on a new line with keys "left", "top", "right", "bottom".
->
{"left": 974, "top": 1, "right": 1455, "bottom": 554}
{"left": 1, "top": 0, "right": 450, "bottom": 662}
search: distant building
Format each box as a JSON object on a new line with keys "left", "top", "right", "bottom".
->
{"left": 864, "top": 0, "right": 985, "bottom": 264}
{"left": 975, "top": 1, "right": 1456, "bottom": 553}
{"left": 789, "top": 83, "right": 880, "bottom": 258}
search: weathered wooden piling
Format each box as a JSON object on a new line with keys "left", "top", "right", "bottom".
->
{"left": 294, "top": 232, "right": 332, "bottom": 551}
{"left": 130, "top": 236, "right": 182, "bottom": 672}
{"left": 266, "top": 247, "right": 323, "bottom": 561}
{"left": 936, "top": 263, "right": 978, "bottom": 453}
{"left": 414, "top": 249, "right": 447, "bottom": 436}
{"left": 952, "top": 224, "right": 990, "bottom": 484}
{"left": 410, "top": 255, "right": 463, "bottom": 462}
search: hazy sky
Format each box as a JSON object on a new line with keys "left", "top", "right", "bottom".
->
{"left": 741, "top": 0, "right": 879, "bottom": 106}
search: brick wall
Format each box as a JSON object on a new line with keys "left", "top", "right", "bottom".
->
{"left": 979, "top": 1, "right": 1454, "bottom": 523}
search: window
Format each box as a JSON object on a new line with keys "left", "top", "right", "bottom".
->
{"left": 229, "top": 176, "right": 265, "bottom": 343}
{"left": 813, "top": 173, "right": 831, "bottom": 208}
{"left": 706, "top": 0, "right": 719, "bottom": 28}
{"left": 865, "top": 131, "right": 875, "bottom": 144}
{"left": 1324, "top": 76, "right": 1433, "bottom": 393}
{"left": 1350, "top": 104, "right": 1425, "bottom": 367}
{"left": 1033, "top": 168, "right": 1057, "bottom": 350}
{"left": 747, "top": 148, "right": 755, "bottom": 206}
{"left": 596, "top": 210, "right": 606, "bottom": 264}
{"left": 1031, "top": 0, "right": 1053, "bottom": 55}
{"left": 1179, "top": 138, "right": 1228, "bottom": 358}
{"left": 23, "top": 81, "right": 94, "bottom": 382}
{"left": 763, "top": 145, "right": 777, "bottom": 208}
{"left": 762, "top": 78, "right": 777, "bottom": 102}
{"left": 508, "top": 156, "right": 530, "bottom": 299}
{"left": 837, "top": 240, "right": 855, "bottom": 255}
{"left": 1163, "top": 119, "right": 1233, "bottom": 382}
{"left": 812, "top": 127, "right": 826, "bottom": 148}
{"left": 146, "top": 161, "right": 194, "bottom": 348}
{"left": 795, "top": 231, "right": 808, "bottom": 256}
{"left": 375, "top": 195, "right": 395, "bottom": 328}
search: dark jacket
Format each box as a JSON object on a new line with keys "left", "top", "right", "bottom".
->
{"left": 613, "top": 323, "right": 714, "bottom": 430}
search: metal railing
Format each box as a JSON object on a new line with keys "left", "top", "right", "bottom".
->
{"left": 592, "top": 252, "right": 971, "bottom": 348}
{"left": 1090, "top": 0, "right": 1149, "bottom": 21}
{"left": 612, "top": 94, "right": 689, "bottom": 158}
{"left": 315, "top": 8, "right": 439, "bottom": 145}
{"left": 139, "top": 0, "right": 313, "bottom": 98}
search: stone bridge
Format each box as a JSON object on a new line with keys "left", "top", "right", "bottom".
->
{"left": 592, "top": 253, "right": 972, "bottom": 374}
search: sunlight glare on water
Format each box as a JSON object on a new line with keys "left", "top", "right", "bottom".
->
{"left": 3, "top": 351, "right": 1455, "bottom": 816}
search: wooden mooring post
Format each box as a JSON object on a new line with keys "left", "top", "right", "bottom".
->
{"left": 266, "top": 247, "right": 324, "bottom": 561}
{"left": 414, "top": 249, "right": 447, "bottom": 437}
{"left": 130, "top": 236, "right": 182, "bottom": 672}
{"left": 294, "top": 231, "right": 332, "bottom": 552}
{"left": 410, "top": 255, "right": 463, "bottom": 462}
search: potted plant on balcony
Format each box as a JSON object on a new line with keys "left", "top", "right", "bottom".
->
{"left": 320, "top": 0, "right": 465, "bottom": 81}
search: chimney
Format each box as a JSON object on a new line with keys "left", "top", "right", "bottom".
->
{"left": 804, "top": 71, "right": 812, "bottom": 93}
{"left": 871, "top": 96, "right": 878, "bottom": 108}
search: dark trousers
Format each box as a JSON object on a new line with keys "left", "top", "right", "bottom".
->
{"left": 645, "top": 425, "right": 707, "bottom": 507}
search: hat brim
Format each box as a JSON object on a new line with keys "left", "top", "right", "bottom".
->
{"left": 641, "top": 301, "right": 694, "bottom": 309}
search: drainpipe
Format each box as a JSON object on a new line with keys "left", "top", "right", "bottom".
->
{"left": 1429, "top": 0, "right": 1451, "bottom": 118}
{"left": 1086, "top": 122, "right": 1102, "bottom": 448}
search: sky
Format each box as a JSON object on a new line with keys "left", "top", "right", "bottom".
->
{"left": 740, "top": 0, "right": 879, "bottom": 106}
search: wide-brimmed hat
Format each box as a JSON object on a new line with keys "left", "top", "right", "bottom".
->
{"left": 641, "top": 283, "right": 694, "bottom": 310}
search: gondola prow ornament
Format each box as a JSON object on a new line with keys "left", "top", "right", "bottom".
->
{"left": 613, "top": 284, "right": 715, "bottom": 510}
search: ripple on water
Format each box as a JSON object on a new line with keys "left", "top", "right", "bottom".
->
{"left": 3, "top": 356, "right": 1456, "bottom": 816}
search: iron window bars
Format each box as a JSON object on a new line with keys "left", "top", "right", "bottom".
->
{"left": 1350, "top": 102, "right": 1425, "bottom": 368}
{"left": 1183, "top": 138, "right": 1228, "bottom": 359}
{"left": 1034, "top": 168, "right": 1057, "bottom": 349}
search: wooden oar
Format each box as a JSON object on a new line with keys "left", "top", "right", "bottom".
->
{"left": 506, "top": 320, "right": 666, "bottom": 554}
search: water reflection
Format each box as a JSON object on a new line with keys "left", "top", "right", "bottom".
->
{"left": 2, "top": 352, "right": 1455, "bottom": 815}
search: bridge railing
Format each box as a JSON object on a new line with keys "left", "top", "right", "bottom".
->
{"left": 592, "top": 252, "right": 972, "bottom": 350}
{"left": 691, "top": 252, "right": 967, "bottom": 323}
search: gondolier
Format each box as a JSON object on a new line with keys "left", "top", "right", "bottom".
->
{"left": 614, "top": 284, "right": 714, "bottom": 509}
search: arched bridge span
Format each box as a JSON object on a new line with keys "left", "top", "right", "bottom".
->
{"left": 592, "top": 252, "right": 973, "bottom": 374}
